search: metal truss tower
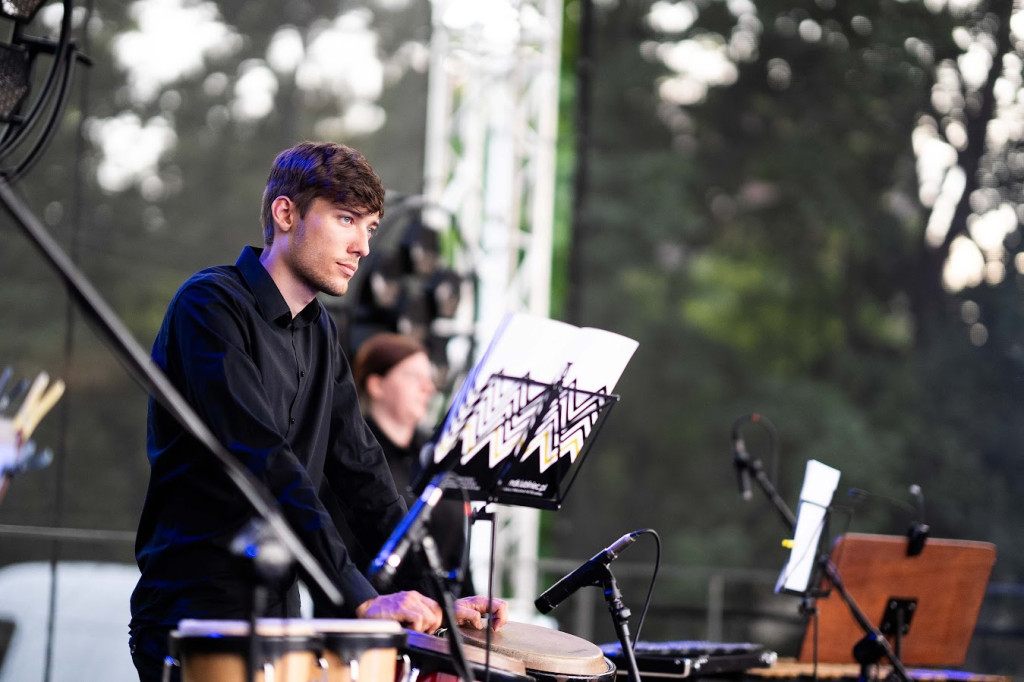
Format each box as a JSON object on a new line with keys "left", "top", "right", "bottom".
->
{"left": 421, "top": 0, "right": 564, "bottom": 616}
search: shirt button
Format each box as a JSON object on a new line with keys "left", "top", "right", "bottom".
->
{"left": 300, "top": 371, "right": 306, "bottom": 377}
{"left": 289, "top": 417, "right": 295, "bottom": 425}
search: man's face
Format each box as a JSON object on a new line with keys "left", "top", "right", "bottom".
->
{"left": 288, "top": 196, "right": 380, "bottom": 297}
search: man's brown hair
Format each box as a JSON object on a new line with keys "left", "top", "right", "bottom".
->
{"left": 260, "top": 141, "right": 386, "bottom": 245}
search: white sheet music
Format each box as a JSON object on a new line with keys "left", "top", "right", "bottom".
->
{"left": 775, "top": 459, "right": 841, "bottom": 594}
{"left": 433, "top": 312, "right": 638, "bottom": 481}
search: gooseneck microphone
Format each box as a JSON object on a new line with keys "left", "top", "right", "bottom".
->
{"left": 909, "top": 483, "right": 926, "bottom": 520}
{"left": 847, "top": 484, "right": 930, "bottom": 556}
{"left": 907, "top": 483, "right": 929, "bottom": 556}
{"left": 534, "top": 531, "right": 638, "bottom": 614}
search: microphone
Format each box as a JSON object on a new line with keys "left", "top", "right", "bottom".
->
{"left": 534, "top": 531, "right": 638, "bottom": 614}
{"left": 367, "top": 472, "right": 446, "bottom": 591}
{"left": 731, "top": 414, "right": 755, "bottom": 501}
{"left": 909, "top": 484, "right": 926, "bottom": 519}
{"left": 907, "top": 484, "right": 929, "bottom": 557}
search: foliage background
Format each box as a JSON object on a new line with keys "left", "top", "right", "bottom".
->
{"left": 0, "top": 0, "right": 1021, "bottom": 676}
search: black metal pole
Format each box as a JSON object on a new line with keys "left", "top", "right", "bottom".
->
{"left": 598, "top": 564, "right": 642, "bottom": 682}
{"left": 566, "top": 0, "right": 594, "bottom": 325}
{"left": 0, "top": 177, "right": 343, "bottom": 608}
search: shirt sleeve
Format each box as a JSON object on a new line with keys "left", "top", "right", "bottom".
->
{"left": 162, "top": 279, "right": 379, "bottom": 613}
{"left": 321, "top": 346, "right": 409, "bottom": 578}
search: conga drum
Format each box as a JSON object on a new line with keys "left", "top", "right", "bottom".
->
{"left": 168, "top": 618, "right": 322, "bottom": 682}
{"left": 304, "top": 618, "right": 407, "bottom": 682}
{"left": 459, "top": 622, "right": 616, "bottom": 682}
{"left": 404, "top": 628, "right": 533, "bottom": 682}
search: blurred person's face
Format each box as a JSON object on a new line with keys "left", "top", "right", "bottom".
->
{"left": 367, "top": 351, "right": 436, "bottom": 427}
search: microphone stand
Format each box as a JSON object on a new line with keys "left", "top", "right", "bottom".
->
{"left": 740, "top": 450, "right": 911, "bottom": 682}
{"left": 0, "top": 179, "right": 344, "bottom": 612}
{"left": 368, "top": 469, "right": 475, "bottom": 682}
{"left": 595, "top": 564, "right": 642, "bottom": 682}
{"left": 230, "top": 517, "right": 296, "bottom": 682}
{"left": 422, "top": 534, "right": 476, "bottom": 682}
{"left": 739, "top": 451, "right": 796, "bottom": 531}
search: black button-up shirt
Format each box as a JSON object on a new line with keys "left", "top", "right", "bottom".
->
{"left": 130, "top": 246, "right": 405, "bottom": 629}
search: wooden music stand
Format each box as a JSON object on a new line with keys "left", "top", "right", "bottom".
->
{"left": 798, "top": 533, "right": 996, "bottom": 667}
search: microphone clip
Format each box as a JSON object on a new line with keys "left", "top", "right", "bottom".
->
{"left": 907, "top": 522, "right": 929, "bottom": 557}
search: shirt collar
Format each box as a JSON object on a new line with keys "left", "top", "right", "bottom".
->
{"left": 236, "top": 246, "right": 322, "bottom": 328}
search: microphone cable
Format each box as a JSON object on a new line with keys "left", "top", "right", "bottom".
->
{"left": 629, "top": 528, "right": 661, "bottom": 649}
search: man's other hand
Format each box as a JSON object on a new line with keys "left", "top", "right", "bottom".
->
{"left": 453, "top": 595, "right": 509, "bottom": 631}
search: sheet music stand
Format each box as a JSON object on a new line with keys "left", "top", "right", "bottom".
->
{"left": 414, "top": 372, "right": 619, "bottom": 510}
{"left": 798, "top": 533, "right": 996, "bottom": 667}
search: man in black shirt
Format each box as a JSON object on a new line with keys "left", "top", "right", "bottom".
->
{"left": 129, "top": 142, "right": 506, "bottom": 682}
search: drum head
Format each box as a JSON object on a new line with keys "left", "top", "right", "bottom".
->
{"left": 299, "top": 619, "right": 405, "bottom": 635}
{"left": 176, "top": 619, "right": 319, "bottom": 637}
{"left": 294, "top": 618, "right": 407, "bottom": 655}
{"left": 406, "top": 629, "right": 527, "bottom": 676}
{"left": 458, "top": 622, "right": 610, "bottom": 676}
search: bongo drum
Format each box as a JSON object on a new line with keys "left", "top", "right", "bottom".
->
{"left": 459, "top": 621, "right": 616, "bottom": 682}
{"left": 168, "top": 618, "right": 322, "bottom": 682}
{"left": 303, "top": 618, "right": 407, "bottom": 682}
{"left": 404, "top": 628, "right": 532, "bottom": 682}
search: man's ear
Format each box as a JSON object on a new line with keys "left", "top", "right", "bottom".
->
{"left": 270, "top": 196, "right": 296, "bottom": 234}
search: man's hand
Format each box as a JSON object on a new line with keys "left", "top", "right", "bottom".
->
{"left": 356, "top": 591, "right": 443, "bottom": 633}
{"left": 356, "top": 592, "right": 510, "bottom": 633}
{"left": 454, "top": 595, "right": 509, "bottom": 631}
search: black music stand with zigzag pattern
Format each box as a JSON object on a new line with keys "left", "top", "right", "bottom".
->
{"left": 411, "top": 312, "right": 636, "bottom": 511}
{"left": 415, "top": 370, "right": 620, "bottom": 510}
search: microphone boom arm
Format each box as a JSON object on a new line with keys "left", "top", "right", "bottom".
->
{"left": 0, "top": 178, "right": 343, "bottom": 607}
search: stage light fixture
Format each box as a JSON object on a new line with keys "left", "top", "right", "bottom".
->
{"left": 0, "top": 0, "right": 88, "bottom": 181}
{"left": 0, "top": 42, "right": 30, "bottom": 120}
{"left": 400, "top": 217, "right": 441, "bottom": 276}
{"left": 425, "top": 269, "right": 462, "bottom": 320}
{"left": 366, "top": 252, "right": 403, "bottom": 310}
{"left": 0, "top": 0, "right": 48, "bottom": 23}
{"left": 341, "top": 198, "right": 475, "bottom": 391}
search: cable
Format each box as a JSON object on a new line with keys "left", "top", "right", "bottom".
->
{"left": 628, "top": 528, "right": 660, "bottom": 649}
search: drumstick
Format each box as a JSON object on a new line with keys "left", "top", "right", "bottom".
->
{"left": 11, "top": 372, "right": 49, "bottom": 435}
{"left": 15, "top": 380, "right": 65, "bottom": 443}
